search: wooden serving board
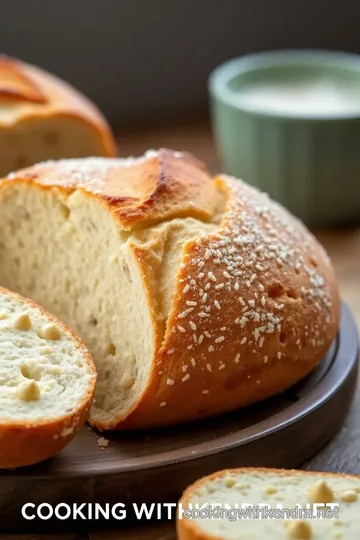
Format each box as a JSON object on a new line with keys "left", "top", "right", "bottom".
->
{"left": 0, "top": 302, "right": 358, "bottom": 533}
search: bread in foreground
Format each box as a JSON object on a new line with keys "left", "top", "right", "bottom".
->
{"left": 177, "top": 467, "right": 360, "bottom": 539}
{"left": 0, "top": 55, "right": 116, "bottom": 177}
{"left": 0, "top": 287, "right": 96, "bottom": 468}
{"left": 0, "top": 149, "right": 340, "bottom": 430}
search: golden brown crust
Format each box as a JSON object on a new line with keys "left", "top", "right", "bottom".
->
{"left": 0, "top": 150, "right": 340, "bottom": 430}
{"left": 177, "top": 467, "right": 360, "bottom": 540}
{"left": 0, "top": 286, "right": 96, "bottom": 468}
{"left": 117, "top": 173, "right": 339, "bottom": 429}
{"left": 6, "top": 149, "right": 219, "bottom": 229}
{"left": 0, "top": 55, "right": 117, "bottom": 157}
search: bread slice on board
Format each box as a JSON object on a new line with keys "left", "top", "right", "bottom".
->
{"left": 177, "top": 467, "right": 360, "bottom": 539}
{"left": 0, "top": 286, "right": 96, "bottom": 468}
{"left": 0, "top": 149, "right": 339, "bottom": 430}
{"left": 0, "top": 55, "right": 116, "bottom": 177}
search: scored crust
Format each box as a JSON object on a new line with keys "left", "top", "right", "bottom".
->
{"left": 0, "top": 149, "right": 340, "bottom": 430}
{"left": 0, "top": 286, "right": 96, "bottom": 468}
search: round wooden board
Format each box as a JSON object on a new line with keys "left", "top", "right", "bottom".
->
{"left": 1, "top": 302, "right": 358, "bottom": 533}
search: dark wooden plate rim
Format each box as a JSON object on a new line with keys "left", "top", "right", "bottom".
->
{"left": 2, "top": 301, "right": 358, "bottom": 480}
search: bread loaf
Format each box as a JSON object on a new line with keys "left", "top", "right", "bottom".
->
{"left": 0, "top": 149, "right": 339, "bottom": 430}
{"left": 0, "top": 55, "right": 116, "bottom": 177}
{"left": 0, "top": 287, "right": 96, "bottom": 468}
{"left": 177, "top": 467, "right": 360, "bottom": 539}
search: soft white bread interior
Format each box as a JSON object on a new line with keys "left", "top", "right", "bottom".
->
{"left": 177, "top": 467, "right": 360, "bottom": 539}
{"left": 0, "top": 149, "right": 339, "bottom": 430}
{"left": 0, "top": 55, "right": 116, "bottom": 177}
{"left": 0, "top": 287, "right": 96, "bottom": 468}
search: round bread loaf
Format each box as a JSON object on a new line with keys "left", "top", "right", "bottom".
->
{"left": 0, "top": 287, "right": 96, "bottom": 468}
{"left": 0, "top": 55, "right": 116, "bottom": 177}
{"left": 177, "top": 467, "right": 360, "bottom": 539}
{"left": 0, "top": 149, "right": 339, "bottom": 430}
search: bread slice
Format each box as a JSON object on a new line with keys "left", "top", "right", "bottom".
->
{"left": 0, "top": 286, "right": 96, "bottom": 468}
{"left": 0, "top": 149, "right": 339, "bottom": 430}
{"left": 0, "top": 55, "right": 116, "bottom": 177}
{"left": 178, "top": 467, "right": 360, "bottom": 539}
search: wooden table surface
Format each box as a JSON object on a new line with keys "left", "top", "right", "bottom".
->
{"left": 7, "top": 123, "right": 360, "bottom": 540}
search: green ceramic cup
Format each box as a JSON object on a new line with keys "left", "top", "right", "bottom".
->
{"left": 209, "top": 50, "right": 360, "bottom": 227}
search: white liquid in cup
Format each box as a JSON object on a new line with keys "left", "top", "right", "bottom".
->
{"left": 235, "top": 77, "right": 360, "bottom": 116}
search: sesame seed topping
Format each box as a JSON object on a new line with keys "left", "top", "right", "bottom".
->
{"left": 182, "top": 374, "right": 190, "bottom": 382}
{"left": 198, "top": 334, "right": 204, "bottom": 344}
{"left": 207, "top": 363, "right": 212, "bottom": 372}
{"left": 208, "top": 345, "right": 215, "bottom": 352}
{"left": 182, "top": 365, "right": 188, "bottom": 372}
{"left": 189, "top": 321, "right": 197, "bottom": 331}
{"left": 234, "top": 282, "right": 240, "bottom": 291}
{"left": 187, "top": 345, "right": 193, "bottom": 350}
{"left": 277, "top": 352, "right": 282, "bottom": 359}
{"left": 178, "top": 325, "right": 186, "bottom": 333}
{"left": 215, "top": 283, "right": 224, "bottom": 290}
{"left": 215, "top": 336, "right": 225, "bottom": 343}
{"left": 178, "top": 308, "right": 194, "bottom": 318}
{"left": 214, "top": 300, "right": 221, "bottom": 310}
{"left": 204, "top": 331, "right": 212, "bottom": 338}
{"left": 261, "top": 296, "right": 266, "bottom": 306}
{"left": 198, "top": 272, "right": 205, "bottom": 279}
{"left": 191, "top": 358, "right": 196, "bottom": 367}
{"left": 183, "top": 284, "right": 190, "bottom": 293}
{"left": 202, "top": 390, "right": 210, "bottom": 394}
{"left": 208, "top": 272, "right": 216, "bottom": 282}
{"left": 186, "top": 301, "right": 197, "bottom": 307}
{"left": 235, "top": 353, "right": 240, "bottom": 363}
{"left": 223, "top": 271, "right": 231, "bottom": 279}
{"left": 205, "top": 283, "right": 211, "bottom": 290}
{"left": 198, "top": 312, "right": 209, "bottom": 318}
{"left": 167, "top": 348, "right": 175, "bottom": 355}
{"left": 241, "top": 337, "right": 247, "bottom": 345}
{"left": 167, "top": 378, "right": 175, "bottom": 386}
{"left": 264, "top": 356, "right": 269, "bottom": 363}
{"left": 160, "top": 402, "right": 167, "bottom": 407}
{"left": 202, "top": 293, "right": 208, "bottom": 303}
{"left": 219, "top": 363, "right": 225, "bottom": 370}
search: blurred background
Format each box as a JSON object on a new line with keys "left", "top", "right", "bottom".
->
{"left": 1, "top": 0, "right": 359, "bottom": 129}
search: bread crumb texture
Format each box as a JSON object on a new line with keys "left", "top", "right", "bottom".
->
{"left": 0, "top": 149, "right": 339, "bottom": 429}
{"left": 178, "top": 468, "right": 360, "bottom": 540}
{"left": 0, "top": 288, "right": 94, "bottom": 422}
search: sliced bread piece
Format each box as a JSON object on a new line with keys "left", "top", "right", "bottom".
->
{"left": 0, "top": 286, "right": 96, "bottom": 468}
{"left": 177, "top": 467, "right": 360, "bottom": 539}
